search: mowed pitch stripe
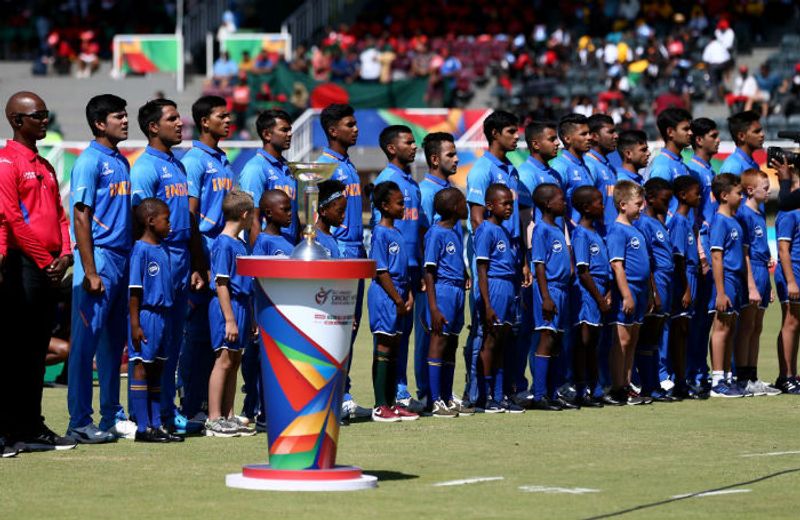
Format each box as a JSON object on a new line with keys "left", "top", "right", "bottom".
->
{"left": 433, "top": 476, "right": 504, "bottom": 487}
{"left": 741, "top": 450, "right": 800, "bottom": 457}
{"left": 671, "top": 489, "right": 752, "bottom": 499}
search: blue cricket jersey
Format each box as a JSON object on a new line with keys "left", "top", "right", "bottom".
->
{"left": 648, "top": 148, "right": 690, "bottom": 181}
{"left": 238, "top": 149, "right": 299, "bottom": 243}
{"left": 252, "top": 232, "right": 294, "bottom": 256}
{"left": 474, "top": 220, "right": 517, "bottom": 279}
{"left": 423, "top": 224, "right": 465, "bottom": 284}
{"left": 608, "top": 150, "right": 623, "bottom": 169}
{"left": 635, "top": 213, "right": 675, "bottom": 274}
{"left": 776, "top": 211, "right": 800, "bottom": 267}
{"left": 551, "top": 150, "right": 594, "bottom": 225}
{"left": 709, "top": 213, "right": 745, "bottom": 274}
{"left": 615, "top": 165, "right": 645, "bottom": 185}
{"left": 183, "top": 140, "right": 235, "bottom": 245}
{"left": 607, "top": 221, "right": 651, "bottom": 283}
{"left": 720, "top": 147, "right": 758, "bottom": 175}
{"left": 517, "top": 155, "right": 565, "bottom": 226}
{"left": 736, "top": 204, "right": 770, "bottom": 265}
{"left": 370, "top": 223, "right": 409, "bottom": 288}
{"left": 129, "top": 240, "right": 173, "bottom": 308}
{"left": 371, "top": 163, "right": 422, "bottom": 266}
{"left": 667, "top": 212, "right": 699, "bottom": 271}
{"left": 317, "top": 147, "right": 363, "bottom": 247}
{"left": 466, "top": 151, "right": 531, "bottom": 238}
{"left": 584, "top": 149, "right": 618, "bottom": 230}
{"left": 70, "top": 140, "right": 132, "bottom": 252}
{"left": 531, "top": 220, "right": 571, "bottom": 285}
{"left": 315, "top": 229, "right": 341, "bottom": 258}
{"left": 130, "top": 145, "right": 191, "bottom": 245}
{"left": 210, "top": 234, "right": 252, "bottom": 296}
{"left": 572, "top": 224, "right": 610, "bottom": 282}
{"left": 419, "top": 173, "right": 450, "bottom": 228}
{"left": 686, "top": 154, "right": 717, "bottom": 238}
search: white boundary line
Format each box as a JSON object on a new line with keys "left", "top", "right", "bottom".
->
{"left": 741, "top": 450, "right": 800, "bottom": 458}
{"left": 518, "top": 485, "right": 600, "bottom": 495}
{"left": 671, "top": 489, "right": 751, "bottom": 499}
{"left": 433, "top": 476, "right": 504, "bottom": 487}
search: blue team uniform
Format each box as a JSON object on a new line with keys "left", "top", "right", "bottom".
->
{"left": 607, "top": 222, "right": 651, "bottom": 325}
{"left": 551, "top": 150, "right": 594, "bottom": 226}
{"left": 615, "top": 165, "right": 645, "bottom": 185}
{"left": 239, "top": 149, "right": 299, "bottom": 243}
{"left": 67, "top": 140, "right": 132, "bottom": 431}
{"left": 209, "top": 235, "right": 252, "bottom": 351}
{"left": 315, "top": 229, "right": 341, "bottom": 258}
{"left": 686, "top": 155, "right": 717, "bottom": 257}
{"left": 183, "top": 140, "right": 235, "bottom": 253}
{"left": 668, "top": 212, "right": 699, "bottom": 317}
{"left": 720, "top": 147, "right": 758, "bottom": 175}
{"left": 736, "top": 204, "right": 771, "bottom": 309}
{"left": 474, "top": 221, "right": 518, "bottom": 325}
{"left": 635, "top": 214, "right": 675, "bottom": 317}
{"left": 371, "top": 164, "right": 423, "bottom": 266}
{"left": 517, "top": 155, "right": 565, "bottom": 227}
{"left": 253, "top": 232, "right": 295, "bottom": 256}
{"left": 531, "top": 221, "right": 571, "bottom": 332}
{"left": 423, "top": 224, "right": 466, "bottom": 335}
{"left": 131, "top": 145, "right": 192, "bottom": 419}
{"left": 571, "top": 224, "right": 610, "bottom": 326}
{"left": 368, "top": 224, "right": 410, "bottom": 335}
{"left": 585, "top": 150, "right": 619, "bottom": 231}
{"left": 128, "top": 240, "right": 173, "bottom": 362}
{"left": 466, "top": 151, "right": 531, "bottom": 238}
{"left": 608, "top": 150, "right": 623, "bottom": 168}
{"left": 708, "top": 213, "right": 746, "bottom": 314}
{"left": 774, "top": 211, "right": 800, "bottom": 303}
{"left": 648, "top": 148, "right": 691, "bottom": 181}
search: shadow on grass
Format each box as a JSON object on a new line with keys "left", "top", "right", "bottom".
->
{"left": 364, "top": 470, "right": 419, "bottom": 482}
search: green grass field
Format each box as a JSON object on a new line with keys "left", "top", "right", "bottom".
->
{"left": 3, "top": 303, "right": 800, "bottom": 520}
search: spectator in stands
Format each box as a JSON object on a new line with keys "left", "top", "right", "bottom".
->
{"left": 290, "top": 44, "right": 310, "bottom": 74}
{"left": 359, "top": 38, "right": 381, "bottom": 82}
{"left": 653, "top": 84, "right": 689, "bottom": 116}
{"left": 253, "top": 50, "right": 275, "bottom": 74}
{"left": 76, "top": 31, "right": 99, "bottom": 79}
{"left": 410, "top": 41, "right": 433, "bottom": 77}
{"left": 755, "top": 63, "right": 782, "bottom": 101}
{"left": 702, "top": 35, "right": 732, "bottom": 100}
{"left": 330, "top": 49, "right": 358, "bottom": 83}
{"left": 217, "top": 10, "right": 237, "bottom": 42}
{"left": 733, "top": 65, "right": 768, "bottom": 117}
{"left": 714, "top": 19, "right": 735, "bottom": 53}
{"left": 311, "top": 46, "right": 332, "bottom": 81}
{"left": 378, "top": 44, "right": 397, "bottom": 84}
{"left": 213, "top": 51, "right": 238, "bottom": 88}
{"left": 238, "top": 51, "right": 254, "bottom": 74}
{"left": 439, "top": 47, "right": 462, "bottom": 108}
{"left": 777, "top": 64, "right": 800, "bottom": 117}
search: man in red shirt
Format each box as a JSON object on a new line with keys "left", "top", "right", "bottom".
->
{"left": 0, "top": 91, "right": 77, "bottom": 452}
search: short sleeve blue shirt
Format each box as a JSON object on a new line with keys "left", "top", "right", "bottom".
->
{"left": 585, "top": 150, "right": 619, "bottom": 230}
{"left": 210, "top": 234, "right": 252, "bottom": 296}
{"left": 419, "top": 173, "right": 449, "bottom": 230}
{"left": 551, "top": 150, "right": 594, "bottom": 225}
{"left": 776, "top": 211, "right": 800, "bottom": 267}
{"left": 709, "top": 213, "right": 745, "bottom": 274}
{"left": 252, "top": 233, "right": 294, "bottom": 256}
{"left": 648, "top": 149, "right": 690, "bottom": 181}
{"left": 315, "top": 230, "right": 341, "bottom": 258}
{"left": 370, "top": 223, "right": 409, "bottom": 288}
{"left": 131, "top": 146, "right": 191, "bottom": 245}
{"left": 518, "top": 155, "right": 565, "bottom": 227}
{"left": 667, "top": 212, "right": 699, "bottom": 270}
{"left": 474, "top": 220, "right": 517, "bottom": 279}
{"left": 317, "top": 147, "right": 363, "bottom": 245}
{"left": 70, "top": 140, "right": 132, "bottom": 252}
{"left": 615, "top": 165, "right": 645, "bottom": 185}
{"left": 736, "top": 204, "right": 770, "bottom": 265}
{"left": 129, "top": 240, "right": 173, "bottom": 308}
{"left": 531, "top": 221, "right": 571, "bottom": 285}
{"left": 466, "top": 151, "right": 530, "bottom": 238}
{"left": 371, "top": 164, "right": 422, "bottom": 266}
{"left": 634, "top": 213, "right": 675, "bottom": 273}
{"left": 238, "top": 150, "right": 299, "bottom": 243}
{"left": 607, "top": 221, "right": 651, "bottom": 282}
{"left": 423, "top": 224, "right": 465, "bottom": 284}
{"left": 183, "top": 140, "right": 235, "bottom": 242}
{"left": 720, "top": 147, "right": 758, "bottom": 175}
{"left": 572, "top": 224, "right": 610, "bottom": 281}
{"left": 686, "top": 154, "right": 717, "bottom": 235}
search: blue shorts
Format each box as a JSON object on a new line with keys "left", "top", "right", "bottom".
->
{"left": 209, "top": 295, "right": 252, "bottom": 351}
{"left": 368, "top": 282, "right": 409, "bottom": 336}
{"left": 749, "top": 263, "right": 771, "bottom": 309}
{"left": 648, "top": 270, "right": 673, "bottom": 318}
{"left": 611, "top": 280, "right": 648, "bottom": 326}
{"left": 573, "top": 276, "right": 609, "bottom": 327}
{"left": 424, "top": 282, "right": 465, "bottom": 336}
{"left": 774, "top": 264, "right": 800, "bottom": 304}
{"left": 708, "top": 271, "right": 745, "bottom": 315}
{"left": 671, "top": 269, "right": 698, "bottom": 318}
{"left": 534, "top": 282, "right": 570, "bottom": 332}
{"left": 128, "top": 308, "right": 169, "bottom": 363}
{"left": 477, "top": 277, "right": 515, "bottom": 326}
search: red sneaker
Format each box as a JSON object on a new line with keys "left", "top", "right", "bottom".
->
{"left": 372, "top": 405, "right": 401, "bottom": 423}
{"left": 391, "top": 405, "right": 420, "bottom": 421}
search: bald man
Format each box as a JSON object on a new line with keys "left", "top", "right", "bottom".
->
{"left": 0, "top": 92, "right": 77, "bottom": 451}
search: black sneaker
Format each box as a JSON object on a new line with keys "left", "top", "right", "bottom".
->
{"left": 555, "top": 397, "right": 581, "bottom": 410}
{"left": 650, "top": 389, "right": 678, "bottom": 402}
{"left": 627, "top": 386, "right": 652, "bottom": 404}
{"left": 135, "top": 427, "right": 170, "bottom": 443}
{"left": 499, "top": 398, "right": 525, "bottom": 413}
{"left": 157, "top": 427, "right": 185, "bottom": 442}
{"left": 530, "top": 397, "right": 563, "bottom": 411}
{"left": 255, "top": 416, "right": 267, "bottom": 433}
{"left": 579, "top": 394, "right": 605, "bottom": 408}
{"left": 602, "top": 390, "right": 627, "bottom": 406}
{"left": 1, "top": 437, "right": 18, "bottom": 458}
{"left": 22, "top": 426, "right": 78, "bottom": 451}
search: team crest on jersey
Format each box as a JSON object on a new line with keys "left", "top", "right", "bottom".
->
{"left": 446, "top": 241, "right": 456, "bottom": 255}
{"left": 630, "top": 237, "right": 641, "bottom": 249}
{"left": 589, "top": 243, "right": 600, "bottom": 256}
{"left": 688, "top": 233, "right": 695, "bottom": 245}
{"left": 656, "top": 230, "right": 666, "bottom": 242}
{"left": 205, "top": 161, "right": 218, "bottom": 174}
{"left": 101, "top": 162, "right": 114, "bottom": 176}
{"left": 388, "top": 242, "right": 400, "bottom": 255}
{"left": 147, "top": 261, "right": 160, "bottom": 276}
{"left": 754, "top": 225, "right": 764, "bottom": 238}
{"left": 161, "top": 166, "right": 172, "bottom": 179}
{"left": 730, "top": 229, "right": 739, "bottom": 241}
{"left": 552, "top": 240, "right": 563, "bottom": 253}
{"left": 275, "top": 249, "right": 286, "bottom": 255}
{"left": 497, "top": 240, "right": 507, "bottom": 252}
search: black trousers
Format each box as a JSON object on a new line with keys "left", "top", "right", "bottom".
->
{"left": 0, "top": 250, "right": 58, "bottom": 440}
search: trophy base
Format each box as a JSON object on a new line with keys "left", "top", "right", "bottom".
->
{"left": 226, "top": 464, "right": 378, "bottom": 491}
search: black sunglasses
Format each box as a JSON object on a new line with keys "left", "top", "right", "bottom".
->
{"left": 15, "top": 110, "right": 50, "bottom": 121}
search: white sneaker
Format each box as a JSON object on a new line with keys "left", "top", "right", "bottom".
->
{"left": 745, "top": 380, "right": 766, "bottom": 397}
{"left": 395, "top": 397, "right": 425, "bottom": 413}
{"left": 660, "top": 379, "right": 675, "bottom": 391}
{"left": 234, "top": 415, "right": 251, "bottom": 427}
{"left": 109, "top": 419, "right": 137, "bottom": 440}
{"left": 754, "top": 380, "right": 782, "bottom": 396}
{"left": 341, "top": 398, "right": 372, "bottom": 419}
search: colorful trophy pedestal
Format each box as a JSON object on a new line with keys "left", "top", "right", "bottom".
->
{"left": 226, "top": 257, "right": 377, "bottom": 492}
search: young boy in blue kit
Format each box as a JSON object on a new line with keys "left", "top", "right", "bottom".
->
{"left": 530, "top": 183, "right": 575, "bottom": 412}
{"left": 667, "top": 175, "right": 703, "bottom": 399}
{"left": 315, "top": 179, "right": 346, "bottom": 258}
{"left": 206, "top": 190, "right": 257, "bottom": 436}
{"left": 606, "top": 180, "right": 651, "bottom": 406}
{"left": 735, "top": 169, "right": 781, "bottom": 396}
{"left": 708, "top": 173, "right": 746, "bottom": 398}
{"left": 635, "top": 178, "right": 676, "bottom": 402}
{"left": 253, "top": 190, "right": 296, "bottom": 256}
{"left": 475, "top": 184, "right": 524, "bottom": 413}
{"left": 570, "top": 186, "right": 610, "bottom": 407}
{"left": 423, "top": 187, "right": 474, "bottom": 418}
{"left": 369, "top": 181, "right": 419, "bottom": 423}
{"left": 128, "top": 198, "right": 183, "bottom": 442}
